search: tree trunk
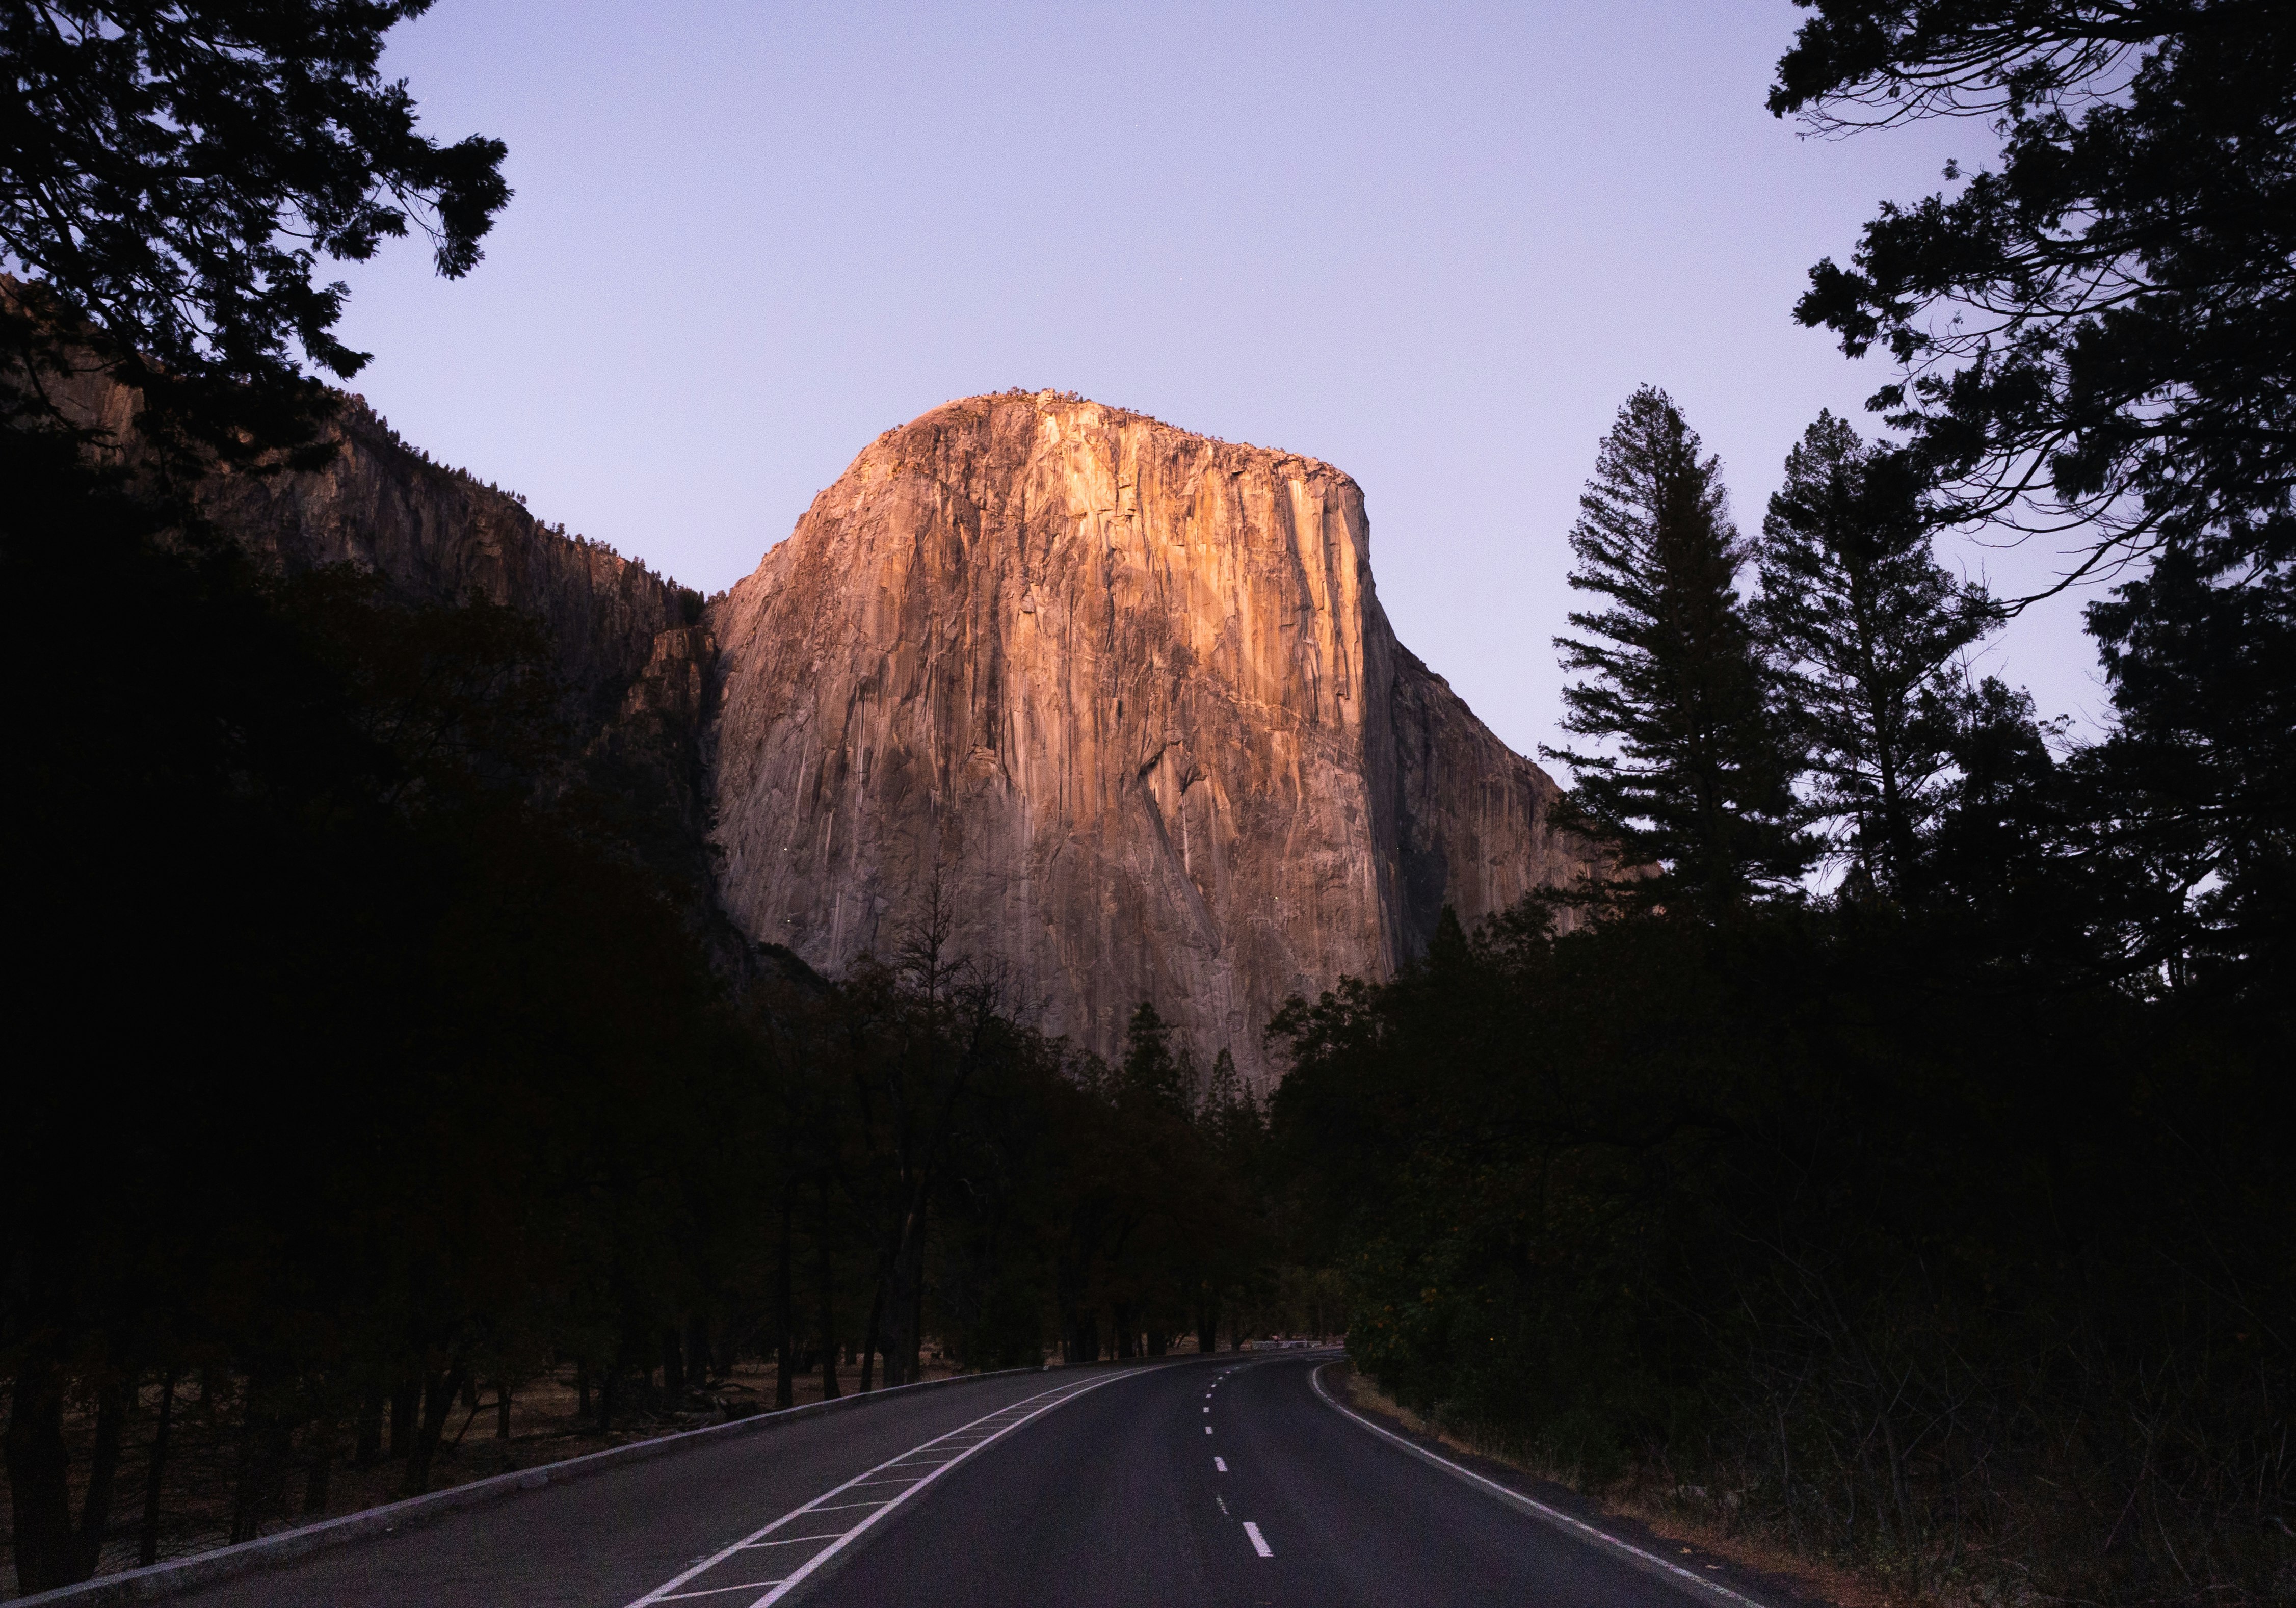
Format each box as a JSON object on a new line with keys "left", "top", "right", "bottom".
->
{"left": 575, "top": 1358, "right": 590, "bottom": 1421}
{"left": 817, "top": 1177, "right": 841, "bottom": 1401}
{"left": 302, "top": 1417, "right": 334, "bottom": 1515}
{"left": 877, "top": 1222, "right": 913, "bottom": 1378}
{"left": 496, "top": 1382, "right": 513, "bottom": 1440}
{"left": 1063, "top": 1307, "right": 1099, "bottom": 1367}
{"left": 910, "top": 1262, "right": 927, "bottom": 1379}
{"left": 775, "top": 1190, "right": 797, "bottom": 1408}
{"left": 5, "top": 1360, "right": 77, "bottom": 1593}
{"left": 859, "top": 1284, "right": 883, "bottom": 1392}
{"left": 662, "top": 1327, "right": 686, "bottom": 1405}
{"left": 228, "top": 1379, "right": 289, "bottom": 1545}
{"left": 688, "top": 1313, "right": 714, "bottom": 1386}
{"left": 401, "top": 1364, "right": 469, "bottom": 1497}
{"left": 1114, "top": 1303, "right": 1136, "bottom": 1360}
{"left": 74, "top": 1375, "right": 126, "bottom": 1578}
{"left": 352, "top": 1385, "right": 383, "bottom": 1469}
{"left": 138, "top": 1370, "right": 176, "bottom": 1568}
{"left": 387, "top": 1379, "right": 417, "bottom": 1460}
{"left": 1196, "top": 1292, "right": 1220, "bottom": 1356}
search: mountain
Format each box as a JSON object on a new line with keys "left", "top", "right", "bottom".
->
{"left": 708, "top": 392, "right": 1597, "bottom": 1083}
{"left": 42, "top": 361, "right": 1596, "bottom": 1084}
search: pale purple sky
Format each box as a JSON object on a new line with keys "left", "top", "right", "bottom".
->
{"left": 333, "top": 0, "right": 2113, "bottom": 763}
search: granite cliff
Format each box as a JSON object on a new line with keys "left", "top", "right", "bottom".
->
{"left": 708, "top": 392, "right": 1597, "bottom": 1083}
{"left": 43, "top": 361, "right": 1593, "bottom": 1083}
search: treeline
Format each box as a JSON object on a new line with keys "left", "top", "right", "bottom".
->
{"left": 1271, "top": 370, "right": 2292, "bottom": 1603}
{"left": 0, "top": 421, "right": 1278, "bottom": 1594}
{"left": 1276, "top": 7, "right": 2295, "bottom": 1600}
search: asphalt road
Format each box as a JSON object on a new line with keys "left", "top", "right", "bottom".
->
{"left": 163, "top": 1354, "right": 1753, "bottom": 1608}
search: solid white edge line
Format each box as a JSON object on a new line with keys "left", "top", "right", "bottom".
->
{"left": 1309, "top": 1362, "right": 1771, "bottom": 1608}
{"left": 747, "top": 1373, "right": 1132, "bottom": 1607}
{"left": 1242, "top": 1521, "right": 1274, "bottom": 1558}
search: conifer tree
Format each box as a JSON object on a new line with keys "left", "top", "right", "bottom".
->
{"left": 1545, "top": 386, "right": 1811, "bottom": 909}
{"left": 1756, "top": 411, "right": 1992, "bottom": 898}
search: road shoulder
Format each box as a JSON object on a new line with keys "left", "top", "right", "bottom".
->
{"left": 1315, "top": 1362, "right": 1860, "bottom": 1608}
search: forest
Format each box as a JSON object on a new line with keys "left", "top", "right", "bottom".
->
{"left": 5, "top": 1, "right": 2291, "bottom": 1603}
{"left": 1275, "top": 4, "right": 2295, "bottom": 1603}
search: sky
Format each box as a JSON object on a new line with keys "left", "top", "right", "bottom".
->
{"left": 332, "top": 0, "right": 2116, "bottom": 767}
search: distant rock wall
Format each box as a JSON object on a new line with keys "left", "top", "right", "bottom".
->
{"left": 42, "top": 364, "right": 694, "bottom": 728}
{"left": 707, "top": 392, "right": 1597, "bottom": 1084}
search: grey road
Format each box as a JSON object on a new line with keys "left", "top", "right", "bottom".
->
{"left": 164, "top": 1355, "right": 1761, "bottom": 1608}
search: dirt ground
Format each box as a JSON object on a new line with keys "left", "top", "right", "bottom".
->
{"left": 1340, "top": 1367, "right": 1904, "bottom": 1608}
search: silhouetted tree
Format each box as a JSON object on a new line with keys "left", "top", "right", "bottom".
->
{"left": 0, "top": 0, "right": 511, "bottom": 461}
{"left": 1546, "top": 386, "right": 1813, "bottom": 908}
{"left": 1774, "top": 0, "right": 2296, "bottom": 971}
{"left": 1774, "top": 2, "right": 2295, "bottom": 584}
{"left": 1756, "top": 410, "right": 1992, "bottom": 895}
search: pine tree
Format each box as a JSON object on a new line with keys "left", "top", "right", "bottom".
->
{"left": 1120, "top": 1001, "right": 1191, "bottom": 1115}
{"left": 1756, "top": 411, "right": 1992, "bottom": 898}
{"left": 1545, "top": 387, "right": 1811, "bottom": 909}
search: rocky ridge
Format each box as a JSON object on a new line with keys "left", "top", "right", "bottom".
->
{"left": 40, "top": 357, "right": 701, "bottom": 729}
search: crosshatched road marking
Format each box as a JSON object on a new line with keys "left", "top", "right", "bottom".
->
{"left": 623, "top": 1373, "right": 1127, "bottom": 1608}
{"left": 655, "top": 1584, "right": 782, "bottom": 1602}
{"left": 1243, "top": 1521, "right": 1275, "bottom": 1558}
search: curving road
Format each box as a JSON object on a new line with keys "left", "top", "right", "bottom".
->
{"left": 159, "top": 1354, "right": 1766, "bottom": 1608}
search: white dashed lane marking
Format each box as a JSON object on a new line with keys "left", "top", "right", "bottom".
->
{"left": 1213, "top": 1456, "right": 1227, "bottom": 1472}
{"left": 1244, "top": 1521, "right": 1275, "bottom": 1558}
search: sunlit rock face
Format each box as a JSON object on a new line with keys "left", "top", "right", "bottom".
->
{"left": 708, "top": 392, "right": 1596, "bottom": 1085}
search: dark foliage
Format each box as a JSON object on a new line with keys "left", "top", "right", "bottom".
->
{"left": 0, "top": 0, "right": 510, "bottom": 461}
{"left": 1773, "top": 1, "right": 2296, "bottom": 584}
{"left": 1272, "top": 897, "right": 2294, "bottom": 1602}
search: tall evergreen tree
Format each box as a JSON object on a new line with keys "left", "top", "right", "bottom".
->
{"left": 1757, "top": 410, "right": 1992, "bottom": 897}
{"left": 1546, "top": 386, "right": 1812, "bottom": 909}
{"left": 2084, "top": 551, "right": 2296, "bottom": 991}
{"left": 1773, "top": 1, "right": 2296, "bottom": 971}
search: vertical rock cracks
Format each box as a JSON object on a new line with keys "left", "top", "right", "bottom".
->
{"left": 709, "top": 391, "right": 1601, "bottom": 1085}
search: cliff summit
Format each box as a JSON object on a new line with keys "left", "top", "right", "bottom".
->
{"left": 708, "top": 391, "right": 1596, "bottom": 1083}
